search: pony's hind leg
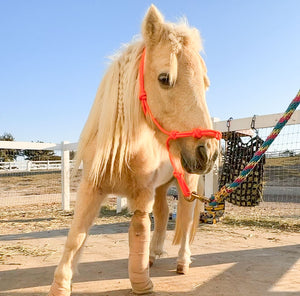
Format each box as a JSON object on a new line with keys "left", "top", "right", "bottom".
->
{"left": 48, "top": 178, "right": 105, "bottom": 296}
{"left": 149, "top": 182, "right": 170, "bottom": 267}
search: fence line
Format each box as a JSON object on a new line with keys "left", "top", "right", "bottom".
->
{"left": 0, "top": 109, "right": 299, "bottom": 210}
{"left": 213, "top": 110, "right": 300, "bottom": 132}
{"left": 0, "top": 140, "right": 78, "bottom": 211}
{"left": 200, "top": 112, "right": 300, "bottom": 200}
{"left": 0, "top": 160, "right": 77, "bottom": 172}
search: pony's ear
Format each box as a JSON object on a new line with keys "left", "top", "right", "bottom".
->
{"left": 142, "top": 5, "right": 164, "bottom": 46}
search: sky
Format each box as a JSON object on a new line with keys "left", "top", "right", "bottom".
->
{"left": 0, "top": 0, "right": 299, "bottom": 144}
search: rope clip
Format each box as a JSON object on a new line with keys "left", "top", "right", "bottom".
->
{"left": 184, "top": 191, "right": 211, "bottom": 203}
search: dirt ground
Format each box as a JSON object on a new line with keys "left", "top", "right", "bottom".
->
{"left": 0, "top": 200, "right": 299, "bottom": 296}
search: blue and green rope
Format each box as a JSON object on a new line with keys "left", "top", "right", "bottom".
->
{"left": 209, "top": 90, "right": 300, "bottom": 206}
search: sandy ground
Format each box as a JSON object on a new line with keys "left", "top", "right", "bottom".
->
{"left": 0, "top": 202, "right": 299, "bottom": 296}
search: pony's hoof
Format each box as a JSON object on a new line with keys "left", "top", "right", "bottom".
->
{"left": 132, "top": 279, "right": 153, "bottom": 295}
{"left": 176, "top": 264, "right": 189, "bottom": 274}
{"left": 149, "top": 256, "right": 155, "bottom": 267}
{"left": 48, "top": 281, "right": 71, "bottom": 296}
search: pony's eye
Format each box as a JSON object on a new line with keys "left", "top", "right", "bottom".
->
{"left": 158, "top": 73, "right": 170, "bottom": 87}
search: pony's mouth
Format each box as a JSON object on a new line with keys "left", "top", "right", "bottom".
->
{"left": 180, "top": 152, "right": 208, "bottom": 174}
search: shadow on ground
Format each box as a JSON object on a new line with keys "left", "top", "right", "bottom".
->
{"left": 0, "top": 219, "right": 176, "bottom": 241}
{"left": 0, "top": 244, "right": 299, "bottom": 295}
{"left": 0, "top": 222, "right": 130, "bottom": 241}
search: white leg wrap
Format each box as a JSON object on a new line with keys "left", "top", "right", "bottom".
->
{"left": 129, "top": 210, "right": 153, "bottom": 294}
{"left": 48, "top": 281, "right": 70, "bottom": 296}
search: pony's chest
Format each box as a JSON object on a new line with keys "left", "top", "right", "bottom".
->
{"left": 152, "top": 160, "right": 173, "bottom": 187}
{"left": 129, "top": 137, "right": 174, "bottom": 187}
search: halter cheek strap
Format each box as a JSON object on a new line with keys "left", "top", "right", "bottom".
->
{"left": 138, "top": 48, "right": 222, "bottom": 197}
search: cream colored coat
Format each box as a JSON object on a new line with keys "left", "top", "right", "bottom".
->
{"left": 49, "top": 5, "right": 218, "bottom": 295}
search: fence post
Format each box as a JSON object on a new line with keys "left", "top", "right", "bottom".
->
{"left": 61, "top": 141, "right": 70, "bottom": 211}
{"left": 205, "top": 118, "right": 220, "bottom": 197}
{"left": 116, "top": 197, "right": 127, "bottom": 213}
{"left": 26, "top": 160, "right": 31, "bottom": 172}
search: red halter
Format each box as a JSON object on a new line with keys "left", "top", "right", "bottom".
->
{"left": 139, "top": 48, "right": 222, "bottom": 197}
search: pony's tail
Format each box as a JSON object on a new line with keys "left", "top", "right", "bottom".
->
{"left": 172, "top": 198, "right": 201, "bottom": 245}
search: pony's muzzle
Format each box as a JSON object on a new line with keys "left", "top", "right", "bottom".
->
{"left": 180, "top": 140, "right": 218, "bottom": 174}
{"left": 196, "top": 145, "right": 208, "bottom": 164}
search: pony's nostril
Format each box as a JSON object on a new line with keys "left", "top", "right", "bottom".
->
{"left": 197, "top": 145, "right": 208, "bottom": 163}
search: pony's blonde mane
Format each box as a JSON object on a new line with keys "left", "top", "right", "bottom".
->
{"left": 74, "top": 21, "right": 203, "bottom": 187}
{"left": 74, "top": 41, "right": 145, "bottom": 185}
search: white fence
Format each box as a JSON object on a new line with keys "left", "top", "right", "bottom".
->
{"left": 205, "top": 110, "right": 300, "bottom": 198}
{"left": 0, "top": 109, "right": 299, "bottom": 210}
{"left": 0, "top": 141, "right": 77, "bottom": 211}
{"left": 0, "top": 160, "right": 74, "bottom": 172}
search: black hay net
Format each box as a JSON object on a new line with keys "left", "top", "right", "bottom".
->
{"left": 219, "top": 131, "right": 265, "bottom": 207}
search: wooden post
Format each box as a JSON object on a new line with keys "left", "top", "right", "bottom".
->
{"left": 205, "top": 118, "right": 220, "bottom": 197}
{"left": 116, "top": 197, "right": 127, "bottom": 213}
{"left": 61, "top": 141, "right": 70, "bottom": 211}
{"left": 26, "top": 160, "right": 31, "bottom": 172}
{"left": 205, "top": 162, "right": 219, "bottom": 197}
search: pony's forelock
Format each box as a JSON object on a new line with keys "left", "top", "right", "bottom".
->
{"left": 165, "top": 20, "right": 203, "bottom": 85}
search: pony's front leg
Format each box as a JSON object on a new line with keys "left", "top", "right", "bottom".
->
{"left": 175, "top": 197, "right": 194, "bottom": 274}
{"left": 173, "top": 174, "right": 201, "bottom": 275}
{"left": 149, "top": 182, "right": 170, "bottom": 266}
{"left": 129, "top": 192, "right": 154, "bottom": 294}
{"left": 48, "top": 179, "right": 104, "bottom": 296}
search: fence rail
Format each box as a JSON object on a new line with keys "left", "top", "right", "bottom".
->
{"left": 0, "top": 160, "right": 77, "bottom": 172}
{"left": 0, "top": 108, "right": 299, "bottom": 210}
{"left": 213, "top": 110, "right": 300, "bottom": 132}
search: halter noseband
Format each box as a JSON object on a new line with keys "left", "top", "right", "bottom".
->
{"left": 138, "top": 48, "right": 222, "bottom": 198}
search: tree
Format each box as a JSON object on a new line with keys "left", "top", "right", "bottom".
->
{"left": 0, "top": 133, "right": 19, "bottom": 162}
{"left": 22, "top": 141, "right": 60, "bottom": 161}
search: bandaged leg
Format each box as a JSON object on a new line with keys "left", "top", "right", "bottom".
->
{"left": 129, "top": 210, "right": 153, "bottom": 294}
{"left": 48, "top": 281, "right": 71, "bottom": 296}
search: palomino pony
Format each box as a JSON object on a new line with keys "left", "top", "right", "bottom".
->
{"left": 49, "top": 5, "right": 220, "bottom": 295}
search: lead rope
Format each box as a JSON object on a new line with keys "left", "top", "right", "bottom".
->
{"left": 206, "top": 90, "right": 300, "bottom": 208}
{"left": 139, "top": 48, "right": 222, "bottom": 198}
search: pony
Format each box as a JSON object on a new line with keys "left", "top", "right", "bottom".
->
{"left": 49, "top": 5, "right": 219, "bottom": 295}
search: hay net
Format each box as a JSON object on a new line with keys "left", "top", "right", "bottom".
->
{"left": 219, "top": 131, "right": 265, "bottom": 207}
